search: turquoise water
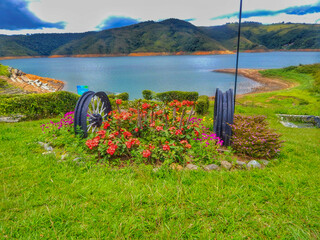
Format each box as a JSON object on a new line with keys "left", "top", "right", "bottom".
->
{"left": 1, "top": 52, "right": 319, "bottom": 99}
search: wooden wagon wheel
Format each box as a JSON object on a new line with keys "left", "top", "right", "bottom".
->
{"left": 74, "top": 91, "right": 112, "bottom": 138}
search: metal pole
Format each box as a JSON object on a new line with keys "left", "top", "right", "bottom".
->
{"left": 234, "top": 0, "right": 243, "bottom": 106}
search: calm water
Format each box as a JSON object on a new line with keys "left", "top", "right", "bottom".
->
{"left": 1, "top": 52, "right": 319, "bottom": 99}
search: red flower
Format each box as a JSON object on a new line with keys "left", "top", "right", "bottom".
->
{"left": 132, "top": 138, "right": 140, "bottom": 146}
{"left": 97, "top": 130, "right": 106, "bottom": 138}
{"left": 107, "top": 145, "right": 118, "bottom": 155}
{"left": 156, "top": 126, "right": 163, "bottom": 131}
{"left": 185, "top": 144, "right": 192, "bottom": 149}
{"left": 155, "top": 110, "right": 163, "bottom": 115}
{"left": 142, "top": 103, "right": 150, "bottom": 109}
{"left": 125, "top": 141, "right": 132, "bottom": 149}
{"left": 135, "top": 128, "right": 139, "bottom": 132}
{"left": 175, "top": 129, "right": 182, "bottom": 135}
{"left": 116, "top": 99, "right": 122, "bottom": 105}
{"left": 150, "top": 122, "right": 155, "bottom": 127}
{"left": 148, "top": 144, "right": 155, "bottom": 150}
{"left": 142, "top": 149, "right": 151, "bottom": 158}
{"left": 194, "top": 130, "right": 199, "bottom": 137}
{"left": 163, "top": 144, "right": 170, "bottom": 151}
{"left": 85, "top": 136, "right": 100, "bottom": 149}
{"left": 180, "top": 140, "right": 188, "bottom": 144}
{"left": 103, "top": 122, "right": 110, "bottom": 129}
{"left": 123, "top": 131, "right": 132, "bottom": 139}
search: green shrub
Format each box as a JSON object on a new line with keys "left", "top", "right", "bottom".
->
{"left": 0, "top": 91, "right": 79, "bottom": 119}
{"left": 195, "top": 95, "right": 210, "bottom": 115}
{"left": 107, "top": 93, "right": 115, "bottom": 99}
{"left": 108, "top": 92, "right": 129, "bottom": 100}
{"left": 155, "top": 91, "right": 198, "bottom": 102}
{"left": 313, "top": 70, "right": 320, "bottom": 93}
{"left": 116, "top": 92, "right": 129, "bottom": 101}
{"left": 142, "top": 90, "right": 154, "bottom": 100}
{"left": 0, "top": 64, "right": 10, "bottom": 77}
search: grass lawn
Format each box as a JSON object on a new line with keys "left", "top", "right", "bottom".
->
{"left": 0, "top": 67, "right": 320, "bottom": 239}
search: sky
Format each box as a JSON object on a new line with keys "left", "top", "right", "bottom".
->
{"left": 0, "top": 0, "right": 319, "bottom": 35}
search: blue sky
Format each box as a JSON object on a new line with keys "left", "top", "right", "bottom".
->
{"left": 0, "top": 0, "right": 319, "bottom": 35}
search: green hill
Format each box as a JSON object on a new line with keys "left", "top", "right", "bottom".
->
{"left": 0, "top": 19, "right": 319, "bottom": 57}
{"left": 200, "top": 22, "right": 320, "bottom": 50}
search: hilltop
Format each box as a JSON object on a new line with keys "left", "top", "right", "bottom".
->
{"left": 0, "top": 19, "right": 319, "bottom": 58}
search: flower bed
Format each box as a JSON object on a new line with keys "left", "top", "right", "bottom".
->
{"left": 41, "top": 100, "right": 283, "bottom": 167}
{"left": 42, "top": 99, "right": 223, "bottom": 166}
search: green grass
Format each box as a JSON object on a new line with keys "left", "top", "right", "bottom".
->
{"left": 0, "top": 65, "right": 320, "bottom": 238}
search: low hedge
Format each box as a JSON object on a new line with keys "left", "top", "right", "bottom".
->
{"left": 108, "top": 92, "right": 129, "bottom": 101}
{"left": 155, "top": 91, "right": 198, "bottom": 102}
{"left": 195, "top": 95, "right": 210, "bottom": 115}
{"left": 0, "top": 91, "right": 79, "bottom": 119}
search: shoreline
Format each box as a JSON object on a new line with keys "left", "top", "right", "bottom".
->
{"left": 0, "top": 49, "right": 319, "bottom": 60}
{"left": 5, "top": 68, "right": 64, "bottom": 93}
{"left": 213, "top": 69, "right": 297, "bottom": 97}
{"left": 0, "top": 51, "right": 234, "bottom": 60}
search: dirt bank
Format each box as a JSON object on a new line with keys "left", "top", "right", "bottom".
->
{"left": 0, "top": 51, "right": 234, "bottom": 60}
{"left": 6, "top": 68, "right": 64, "bottom": 93}
{"left": 213, "top": 68, "right": 297, "bottom": 97}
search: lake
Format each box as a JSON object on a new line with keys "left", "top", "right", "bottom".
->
{"left": 1, "top": 52, "right": 319, "bottom": 99}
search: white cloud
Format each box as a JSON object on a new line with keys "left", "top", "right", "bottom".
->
{"left": 0, "top": 0, "right": 319, "bottom": 34}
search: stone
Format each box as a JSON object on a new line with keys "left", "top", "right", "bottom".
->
{"left": 73, "top": 157, "right": 81, "bottom": 162}
{"left": 153, "top": 167, "right": 160, "bottom": 172}
{"left": 203, "top": 164, "right": 220, "bottom": 171}
{"left": 220, "top": 161, "right": 232, "bottom": 170}
{"left": 217, "top": 149, "right": 231, "bottom": 154}
{"left": 185, "top": 164, "right": 199, "bottom": 170}
{"left": 260, "top": 160, "right": 269, "bottom": 166}
{"left": 43, "top": 143, "right": 53, "bottom": 151}
{"left": 247, "top": 160, "right": 262, "bottom": 169}
{"left": 236, "top": 160, "right": 247, "bottom": 169}
{"left": 42, "top": 151, "right": 54, "bottom": 155}
{"left": 280, "top": 121, "right": 298, "bottom": 128}
{"left": 60, "top": 154, "right": 68, "bottom": 160}
{"left": 170, "top": 163, "right": 183, "bottom": 170}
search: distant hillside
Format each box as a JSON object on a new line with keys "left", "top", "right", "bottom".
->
{"left": 200, "top": 22, "right": 320, "bottom": 50}
{"left": 0, "top": 19, "right": 319, "bottom": 57}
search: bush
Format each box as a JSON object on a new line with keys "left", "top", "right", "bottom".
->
{"left": 0, "top": 91, "right": 79, "bottom": 119}
{"left": 313, "top": 70, "right": 320, "bottom": 93}
{"left": 230, "top": 115, "right": 283, "bottom": 159}
{"left": 155, "top": 91, "right": 198, "bottom": 102}
{"left": 107, "top": 93, "right": 115, "bottom": 99}
{"left": 43, "top": 99, "right": 222, "bottom": 165}
{"left": 195, "top": 95, "right": 210, "bottom": 115}
{"left": 108, "top": 92, "right": 129, "bottom": 101}
{"left": 142, "top": 90, "right": 154, "bottom": 100}
{"left": 116, "top": 92, "right": 129, "bottom": 101}
{"left": 0, "top": 64, "right": 10, "bottom": 77}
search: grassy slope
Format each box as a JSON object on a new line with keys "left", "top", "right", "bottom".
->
{"left": 0, "top": 69, "right": 320, "bottom": 238}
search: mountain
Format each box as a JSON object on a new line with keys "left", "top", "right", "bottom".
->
{"left": 200, "top": 22, "right": 320, "bottom": 50}
{"left": 0, "top": 19, "right": 319, "bottom": 57}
